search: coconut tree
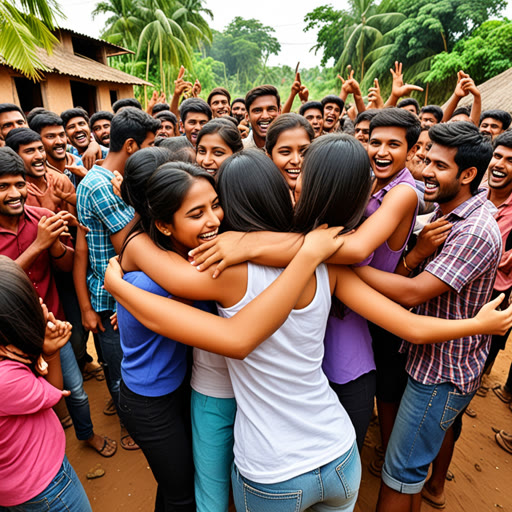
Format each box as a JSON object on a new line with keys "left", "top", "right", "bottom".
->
{"left": 0, "top": 0, "right": 64, "bottom": 80}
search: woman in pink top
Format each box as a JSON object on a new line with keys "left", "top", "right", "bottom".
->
{"left": 0, "top": 256, "right": 92, "bottom": 512}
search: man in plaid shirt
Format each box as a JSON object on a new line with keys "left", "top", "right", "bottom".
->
{"left": 355, "top": 122, "right": 500, "bottom": 512}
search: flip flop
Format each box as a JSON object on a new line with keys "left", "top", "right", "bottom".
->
{"left": 103, "top": 398, "right": 117, "bottom": 416}
{"left": 88, "top": 436, "right": 117, "bottom": 458}
{"left": 464, "top": 407, "right": 477, "bottom": 418}
{"left": 60, "top": 415, "right": 73, "bottom": 430}
{"left": 493, "top": 385, "right": 512, "bottom": 403}
{"left": 476, "top": 386, "right": 488, "bottom": 397}
{"left": 86, "top": 464, "right": 105, "bottom": 480}
{"left": 495, "top": 432, "right": 512, "bottom": 454}
{"left": 446, "top": 469, "right": 454, "bottom": 481}
{"left": 120, "top": 434, "right": 140, "bottom": 451}
{"left": 421, "top": 486, "right": 446, "bottom": 509}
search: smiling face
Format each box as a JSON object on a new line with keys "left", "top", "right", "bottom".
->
{"left": 65, "top": 116, "right": 91, "bottom": 152}
{"left": 0, "top": 111, "right": 27, "bottom": 140}
{"left": 408, "top": 130, "right": 432, "bottom": 181}
{"left": 40, "top": 125, "right": 67, "bottom": 162}
{"left": 0, "top": 174, "right": 27, "bottom": 217}
{"left": 247, "top": 95, "right": 280, "bottom": 145}
{"left": 181, "top": 112, "right": 209, "bottom": 145}
{"left": 488, "top": 145, "right": 512, "bottom": 191}
{"left": 91, "top": 118, "right": 111, "bottom": 146}
{"left": 367, "top": 126, "right": 411, "bottom": 184}
{"left": 196, "top": 133, "right": 234, "bottom": 176}
{"left": 354, "top": 120, "right": 371, "bottom": 147}
{"left": 17, "top": 140, "right": 46, "bottom": 178}
{"left": 156, "top": 120, "right": 175, "bottom": 138}
{"left": 270, "top": 127, "right": 311, "bottom": 190}
{"left": 210, "top": 94, "right": 231, "bottom": 118}
{"left": 303, "top": 108, "right": 324, "bottom": 138}
{"left": 157, "top": 178, "right": 224, "bottom": 257}
{"left": 323, "top": 102, "right": 341, "bottom": 132}
{"left": 231, "top": 101, "right": 246, "bottom": 122}
{"left": 480, "top": 117, "right": 504, "bottom": 140}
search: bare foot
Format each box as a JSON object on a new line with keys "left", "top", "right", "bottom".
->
{"left": 86, "top": 433, "right": 117, "bottom": 457}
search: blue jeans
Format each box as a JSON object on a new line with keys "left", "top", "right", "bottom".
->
{"left": 191, "top": 390, "right": 236, "bottom": 512}
{"left": 0, "top": 456, "right": 92, "bottom": 512}
{"left": 232, "top": 442, "right": 361, "bottom": 512}
{"left": 95, "top": 310, "right": 123, "bottom": 409}
{"left": 60, "top": 341, "right": 94, "bottom": 441}
{"left": 382, "top": 377, "right": 476, "bottom": 494}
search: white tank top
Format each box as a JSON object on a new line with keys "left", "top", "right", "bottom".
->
{"left": 217, "top": 263, "right": 355, "bottom": 483}
{"left": 190, "top": 349, "right": 234, "bottom": 399}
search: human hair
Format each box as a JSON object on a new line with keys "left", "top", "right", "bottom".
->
{"left": 207, "top": 87, "right": 231, "bottom": 106}
{"left": 397, "top": 98, "right": 420, "bottom": 115}
{"left": 231, "top": 98, "right": 245, "bottom": 108}
{"left": 155, "top": 111, "right": 178, "bottom": 126}
{"left": 26, "top": 107, "right": 49, "bottom": 125}
{"left": 369, "top": 108, "right": 421, "bottom": 150}
{"left": 196, "top": 119, "right": 243, "bottom": 154}
{"left": 179, "top": 98, "right": 212, "bottom": 123}
{"left": 0, "top": 146, "right": 26, "bottom": 178}
{"left": 112, "top": 98, "right": 142, "bottom": 113}
{"left": 355, "top": 109, "right": 379, "bottom": 126}
{"left": 0, "top": 103, "right": 25, "bottom": 119}
{"left": 451, "top": 106, "right": 471, "bottom": 119}
{"left": 109, "top": 107, "right": 160, "bottom": 152}
{"left": 493, "top": 131, "right": 512, "bottom": 150}
{"left": 479, "top": 109, "right": 512, "bottom": 130}
{"left": 216, "top": 149, "right": 294, "bottom": 233}
{"left": 245, "top": 85, "right": 280, "bottom": 112}
{"left": 264, "top": 113, "right": 314, "bottom": 155}
{"left": 294, "top": 134, "right": 372, "bottom": 234}
{"left": 61, "top": 107, "right": 89, "bottom": 128}
{"left": 152, "top": 103, "right": 170, "bottom": 115}
{"left": 29, "top": 113, "right": 63, "bottom": 133}
{"left": 154, "top": 136, "right": 195, "bottom": 162}
{"left": 4, "top": 128, "right": 42, "bottom": 153}
{"left": 0, "top": 256, "right": 46, "bottom": 371}
{"left": 320, "top": 95, "right": 344, "bottom": 111}
{"left": 429, "top": 121, "right": 493, "bottom": 195}
{"left": 299, "top": 101, "right": 324, "bottom": 117}
{"left": 145, "top": 163, "right": 215, "bottom": 251}
{"left": 420, "top": 105, "right": 443, "bottom": 123}
{"left": 89, "top": 111, "right": 113, "bottom": 128}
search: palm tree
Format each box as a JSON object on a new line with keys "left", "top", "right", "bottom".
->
{"left": 0, "top": 0, "right": 64, "bottom": 80}
{"left": 337, "top": 0, "right": 405, "bottom": 83}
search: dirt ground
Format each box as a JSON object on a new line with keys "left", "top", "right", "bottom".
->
{"left": 66, "top": 338, "right": 512, "bottom": 512}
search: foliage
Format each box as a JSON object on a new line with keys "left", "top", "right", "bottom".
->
{"left": 0, "top": 0, "right": 63, "bottom": 80}
{"left": 426, "top": 19, "right": 512, "bottom": 86}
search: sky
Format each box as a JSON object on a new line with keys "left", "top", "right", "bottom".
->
{"left": 59, "top": 0, "right": 340, "bottom": 69}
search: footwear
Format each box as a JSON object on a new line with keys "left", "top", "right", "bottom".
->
{"left": 120, "top": 434, "right": 140, "bottom": 451}
{"left": 464, "top": 407, "right": 477, "bottom": 418}
{"left": 60, "top": 415, "right": 73, "bottom": 430}
{"left": 368, "top": 455, "right": 384, "bottom": 477}
{"left": 499, "top": 430, "right": 512, "bottom": 443}
{"left": 492, "top": 385, "right": 512, "bottom": 404}
{"left": 88, "top": 436, "right": 117, "bottom": 458}
{"left": 446, "top": 469, "right": 454, "bottom": 481}
{"left": 86, "top": 464, "right": 105, "bottom": 480}
{"left": 103, "top": 398, "right": 117, "bottom": 416}
{"left": 476, "top": 386, "right": 488, "bottom": 397}
{"left": 495, "top": 432, "right": 512, "bottom": 454}
{"left": 421, "top": 485, "right": 446, "bottom": 509}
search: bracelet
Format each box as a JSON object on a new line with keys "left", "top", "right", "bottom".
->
{"left": 52, "top": 245, "right": 67, "bottom": 260}
{"left": 402, "top": 255, "right": 414, "bottom": 272}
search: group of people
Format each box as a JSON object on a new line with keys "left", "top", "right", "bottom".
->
{"left": 1, "top": 61, "right": 512, "bottom": 512}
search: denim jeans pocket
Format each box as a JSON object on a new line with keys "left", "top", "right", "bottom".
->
{"left": 440, "top": 390, "right": 472, "bottom": 432}
{"left": 242, "top": 481, "right": 302, "bottom": 512}
{"left": 335, "top": 443, "right": 360, "bottom": 500}
{"left": 22, "top": 467, "right": 70, "bottom": 510}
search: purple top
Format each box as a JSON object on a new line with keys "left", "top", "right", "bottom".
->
{"left": 323, "top": 168, "right": 418, "bottom": 384}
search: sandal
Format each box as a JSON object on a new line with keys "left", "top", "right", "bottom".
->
{"left": 446, "top": 469, "right": 454, "bottom": 481}
{"left": 464, "top": 407, "right": 477, "bottom": 418}
{"left": 103, "top": 398, "right": 117, "bottom": 416}
{"left": 88, "top": 436, "right": 117, "bottom": 458}
{"left": 60, "top": 415, "right": 73, "bottom": 430}
{"left": 86, "top": 464, "right": 105, "bottom": 480}
{"left": 421, "top": 485, "right": 446, "bottom": 509}
{"left": 120, "top": 434, "right": 140, "bottom": 451}
{"left": 495, "top": 431, "right": 512, "bottom": 454}
{"left": 492, "top": 385, "right": 512, "bottom": 404}
{"left": 476, "top": 386, "right": 488, "bottom": 397}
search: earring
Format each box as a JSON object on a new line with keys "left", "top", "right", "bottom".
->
{"left": 164, "top": 230, "right": 171, "bottom": 236}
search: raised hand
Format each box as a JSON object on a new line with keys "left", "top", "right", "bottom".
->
{"left": 299, "top": 85, "right": 309, "bottom": 103}
{"left": 390, "top": 61, "right": 423, "bottom": 99}
{"left": 191, "top": 79, "right": 202, "bottom": 98}
{"left": 173, "top": 66, "right": 193, "bottom": 98}
{"left": 367, "top": 78, "right": 384, "bottom": 109}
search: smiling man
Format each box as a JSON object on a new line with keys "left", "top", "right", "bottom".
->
{"left": 207, "top": 87, "right": 231, "bottom": 118}
{"left": 179, "top": 98, "right": 212, "bottom": 146}
{"left": 0, "top": 104, "right": 28, "bottom": 142}
{"left": 479, "top": 109, "right": 512, "bottom": 140}
{"left": 243, "top": 85, "right": 281, "bottom": 150}
{"left": 299, "top": 101, "right": 324, "bottom": 138}
{"left": 90, "top": 111, "right": 113, "bottom": 147}
{"left": 321, "top": 95, "right": 344, "bottom": 134}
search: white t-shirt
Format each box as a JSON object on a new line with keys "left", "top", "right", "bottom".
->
{"left": 217, "top": 263, "right": 355, "bottom": 483}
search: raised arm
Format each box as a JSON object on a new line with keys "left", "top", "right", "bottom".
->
{"left": 384, "top": 61, "right": 423, "bottom": 108}
{"left": 282, "top": 73, "right": 302, "bottom": 114}
{"left": 105, "top": 226, "right": 344, "bottom": 359}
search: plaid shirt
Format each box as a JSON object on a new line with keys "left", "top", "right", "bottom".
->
{"left": 76, "top": 164, "right": 133, "bottom": 312}
{"left": 403, "top": 191, "right": 502, "bottom": 393}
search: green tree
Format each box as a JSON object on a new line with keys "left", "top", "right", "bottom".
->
{"left": 0, "top": 0, "right": 63, "bottom": 80}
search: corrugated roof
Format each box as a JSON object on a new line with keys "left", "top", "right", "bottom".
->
{"left": 458, "top": 67, "right": 512, "bottom": 113}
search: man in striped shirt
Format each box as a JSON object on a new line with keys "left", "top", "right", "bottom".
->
{"left": 355, "top": 122, "right": 500, "bottom": 512}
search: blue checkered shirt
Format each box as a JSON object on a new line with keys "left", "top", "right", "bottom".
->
{"left": 76, "top": 164, "right": 134, "bottom": 312}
